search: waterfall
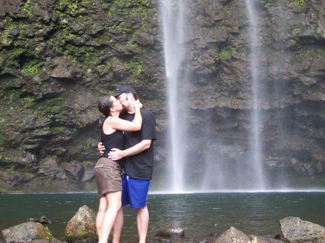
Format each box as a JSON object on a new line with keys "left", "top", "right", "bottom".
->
{"left": 161, "top": 0, "right": 187, "bottom": 192}
{"left": 245, "top": 0, "right": 266, "bottom": 189}
{"left": 161, "top": 0, "right": 267, "bottom": 192}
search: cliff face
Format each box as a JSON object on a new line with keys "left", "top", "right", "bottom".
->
{"left": 0, "top": 0, "right": 324, "bottom": 191}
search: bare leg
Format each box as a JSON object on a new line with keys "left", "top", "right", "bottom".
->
{"left": 98, "top": 191, "right": 122, "bottom": 243}
{"left": 137, "top": 205, "right": 149, "bottom": 243}
{"left": 96, "top": 196, "right": 108, "bottom": 240}
{"left": 112, "top": 207, "right": 124, "bottom": 243}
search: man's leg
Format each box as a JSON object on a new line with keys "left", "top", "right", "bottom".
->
{"left": 112, "top": 207, "right": 124, "bottom": 243}
{"left": 136, "top": 205, "right": 149, "bottom": 243}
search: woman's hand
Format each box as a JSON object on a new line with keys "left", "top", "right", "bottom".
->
{"left": 108, "top": 148, "right": 125, "bottom": 160}
{"left": 133, "top": 99, "right": 143, "bottom": 110}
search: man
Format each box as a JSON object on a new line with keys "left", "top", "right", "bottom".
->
{"left": 98, "top": 85, "right": 157, "bottom": 243}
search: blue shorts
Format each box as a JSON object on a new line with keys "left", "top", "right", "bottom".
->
{"left": 121, "top": 173, "right": 150, "bottom": 209}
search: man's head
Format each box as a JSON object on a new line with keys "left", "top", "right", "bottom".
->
{"left": 113, "top": 85, "right": 137, "bottom": 111}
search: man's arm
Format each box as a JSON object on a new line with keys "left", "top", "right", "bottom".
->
{"left": 108, "top": 139, "right": 151, "bottom": 161}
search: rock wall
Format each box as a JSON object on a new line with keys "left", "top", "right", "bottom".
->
{"left": 0, "top": 0, "right": 325, "bottom": 191}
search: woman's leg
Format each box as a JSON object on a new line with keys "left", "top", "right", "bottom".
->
{"left": 96, "top": 196, "right": 108, "bottom": 240}
{"left": 99, "top": 191, "right": 122, "bottom": 243}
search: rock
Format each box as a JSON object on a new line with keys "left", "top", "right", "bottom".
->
{"left": 248, "top": 235, "right": 285, "bottom": 243}
{"left": 0, "top": 230, "right": 6, "bottom": 243}
{"left": 156, "top": 220, "right": 185, "bottom": 238}
{"left": 50, "top": 64, "right": 71, "bottom": 79}
{"left": 31, "top": 239, "right": 62, "bottom": 243}
{"left": 65, "top": 205, "right": 97, "bottom": 241}
{"left": 39, "top": 157, "right": 66, "bottom": 180}
{"left": 2, "top": 222, "right": 53, "bottom": 242}
{"left": 64, "top": 160, "right": 84, "bottom": 181}
{"left": 279, "top": 216, "right": 325, "bottom": 243}
{"left": 81, "top": 162, "right": 95, "bottom": 183}
{"left": 27, "top": 215, "right": 52, "bottom": 224}
{"left": 215, "top": 227, "right": 250, "bottom": 243}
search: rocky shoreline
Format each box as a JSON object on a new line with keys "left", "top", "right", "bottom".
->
{"left": 2, "top": 205, "right": 325, "bottom": 243}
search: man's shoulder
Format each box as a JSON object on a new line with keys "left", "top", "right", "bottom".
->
{"left": 141, "top": 108, "right": 155, "bottom": 118}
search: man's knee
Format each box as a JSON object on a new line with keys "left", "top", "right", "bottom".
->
{"left": 136, "top": 205, "right": 148, "bottom": 214}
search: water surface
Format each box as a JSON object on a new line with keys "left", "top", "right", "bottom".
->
{"left": 1, "top": 192, "right": 324, "bottom": 242}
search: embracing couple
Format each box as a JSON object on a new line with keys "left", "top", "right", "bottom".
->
{"left": 95, "top": 85, "right": 157, "bottom": 243}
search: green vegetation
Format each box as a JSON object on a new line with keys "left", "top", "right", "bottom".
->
{"left": 7, "top": 164, "right": 15, "bottom": 173}
{"left": 45, "top": 226, "right": 53, "bottom": 240}
{"left": 290, "top": 0, "right": 306, "bottom": 9}
{"left": 219, "top": 46, "right": 234, "bottom": 59}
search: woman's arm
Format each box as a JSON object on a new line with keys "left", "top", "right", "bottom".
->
{"left": 108, "top": 99, "right": 142, "bottom": 132}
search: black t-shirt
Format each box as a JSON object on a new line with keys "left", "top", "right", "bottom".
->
{"left": 120, "top": 108, "right": 157, "bottom": 180}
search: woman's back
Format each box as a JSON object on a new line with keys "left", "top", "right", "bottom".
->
{"left": 101, "top": 128, "right": 125, "bottom": 159}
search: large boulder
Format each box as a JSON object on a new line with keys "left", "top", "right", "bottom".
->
{"left": 279, "top": 216, "right": 325, "bottom": 243}
{"left": 2, "top": 222, "right": 53, "bottom": 242}
{"left": 0, "top": 230, "right": 6, "bottom": 243}
{"left": 215, "top": 227, "right": 251, "bottom": 243}
{"left": 156, "top": 220, "right": 185, "bottom": 238}
{"left": 65, "top": 205, "right": 97, "bottom": 241}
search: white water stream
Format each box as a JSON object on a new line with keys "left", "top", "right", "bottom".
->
{"left": 161, "top": 0, "right": 187, "bottom": 192}
{"left": 161, "top": 0, "right": 266, "bottom": 191}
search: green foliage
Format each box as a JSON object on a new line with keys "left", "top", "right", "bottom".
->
{"left": 45, "top": 226, "right": 53, "bottom": 240}
{"left": 299, "top": 49, "right": 310, "bottom": 58}
{"left": 219, "top": 46, "right": 234, "bottom": 59}
{"left": 290, "top": 0, "right": 305, "bottom": 9}
{"left": 7, "top": 164, "right": 15, "bottom": 173}
{"left": 21, "top": 62, "right": 39, "bottom": 76}
{"left": 86, "top": 138, "right": 91, "bottom": 148}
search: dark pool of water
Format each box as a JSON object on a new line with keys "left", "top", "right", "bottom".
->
{"left": 1, "top": 192, "right": 325, "bottom": 242}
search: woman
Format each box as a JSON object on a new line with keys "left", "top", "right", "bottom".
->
{"left": 96, "top": 95, "right": 142, "bottom": 243}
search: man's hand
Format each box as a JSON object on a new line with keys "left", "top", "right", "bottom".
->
{"left": 98, "top": 142, "right": 105, "bottom": 155}
{"left": 108, "top": 148, "right": 125, "bottom": 161}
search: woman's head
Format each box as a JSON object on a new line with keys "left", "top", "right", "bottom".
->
{"left": 98, "top": 95, "right": 113, "bottom": 117}
{"left": 98, "top": 95, "right": 122, "bottom": 117}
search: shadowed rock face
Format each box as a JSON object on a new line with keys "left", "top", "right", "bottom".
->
{"left": 0, "top": 0, "right": 325, "bottom": 191}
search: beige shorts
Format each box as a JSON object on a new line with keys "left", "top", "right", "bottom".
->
{"left": 94, "top": 157, "right": 122, "bottom": 198}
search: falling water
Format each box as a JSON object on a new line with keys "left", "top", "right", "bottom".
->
{"left": 161, "top": 0, "right": 187, "bottom": 192}
{"left": 245, "top": 0, "right": 266, "bottom": 189}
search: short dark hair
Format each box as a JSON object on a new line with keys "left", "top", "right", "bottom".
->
{"left": 132, "top": 93, "right": 137, "bottom": 100}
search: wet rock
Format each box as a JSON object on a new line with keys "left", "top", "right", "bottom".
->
{"left": 158, "top": 239, "right": 171, "bottom": 243}
{"left": 81, "top": 162, "right": 95, "bottom": 183}
{"left": 215, "top": 227, "right": 250, "bottom": 243}
{"left": 2, "top": 222, "right": 53, "bottom": 242}
{"left": 65, "top": 205, "right": 97, "bottom": 241}
{"left": 38, "top": 157, "right": 66, "bottom": 180}
{"left": 280, "top": 216, "right": 325, "bottom": 243}
{"left": 27, "top": 215, "right": 52, "bottom": 224}
{"left": 156, "top": 220, "right": 185, "bottom": 238}
{"left": 31, "top": 239, "right": 62, "bottom": 243}
{"left": 0, "top": 230, "right": 6, "bottom": 243}
{"left": 64, "top": 160, "right": 84, "bottom": 181}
